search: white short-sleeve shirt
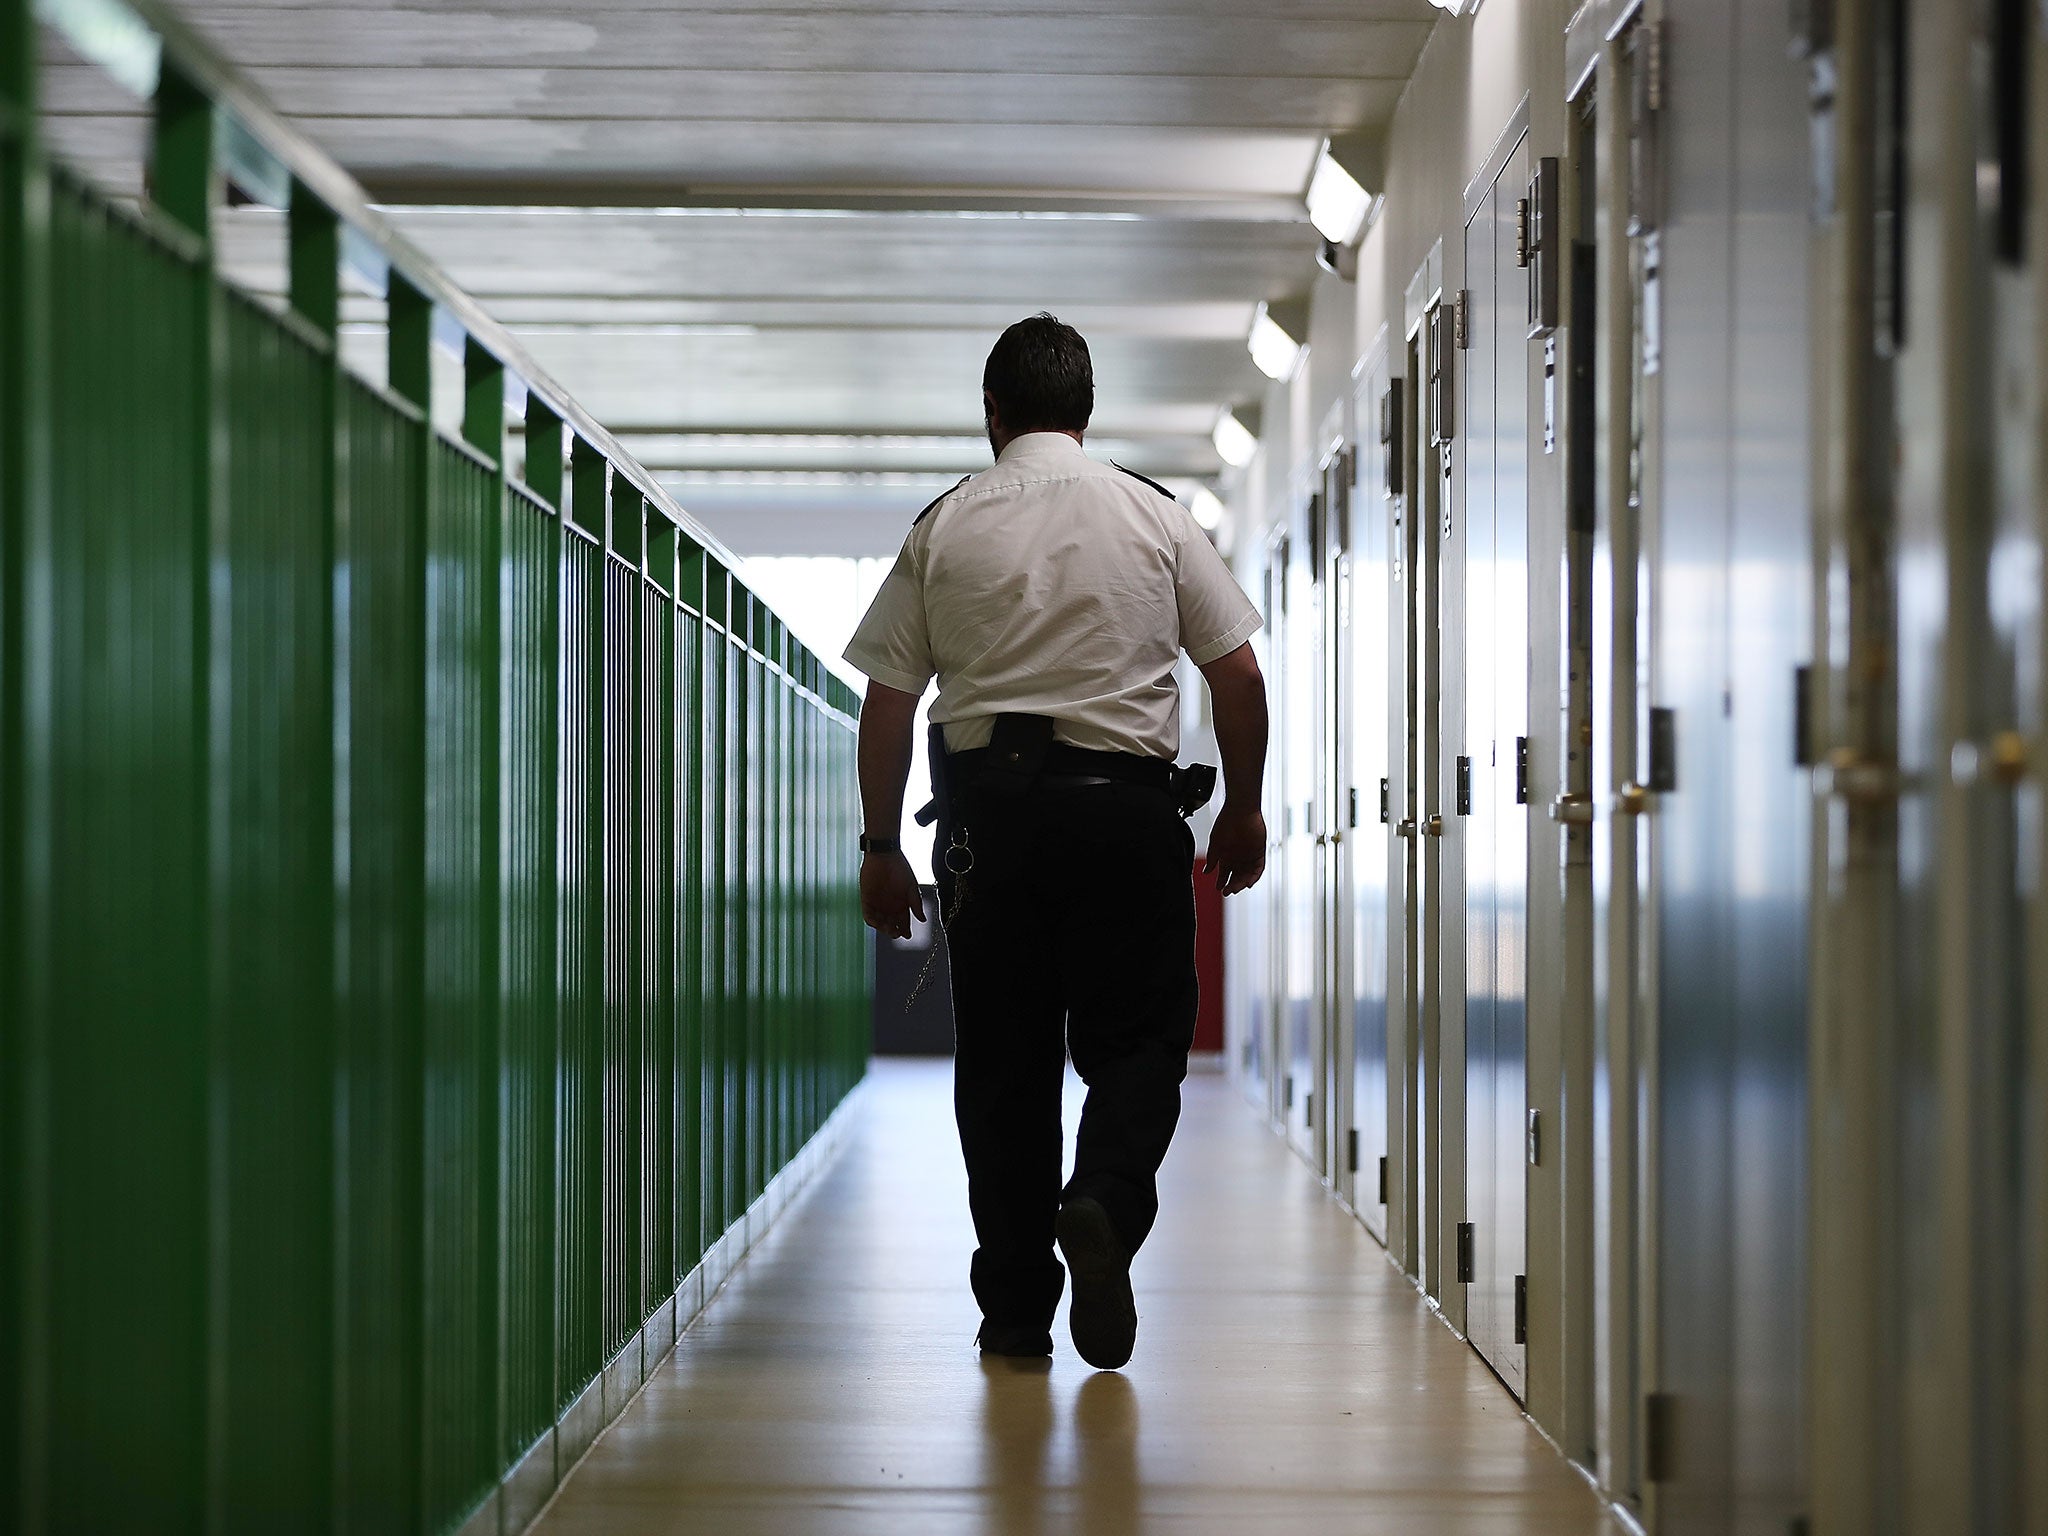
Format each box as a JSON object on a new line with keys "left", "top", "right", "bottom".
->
{"left": 843, "top": 431, "right": 1262, "bottom": 757}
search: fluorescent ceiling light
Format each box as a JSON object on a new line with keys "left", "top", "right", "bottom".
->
{"left": 1212, "top": 409, "right": 1259, "bottom": 467}
{"left": 1425, "top": 0, "right": 1474, "bottom": 12}
{"left": 1307, "top": 141, "right": 1373, "bottom": 245}
{"left": 1248, "top": 301, "right": 1305, "bottom": 382}
{"left": 1189, "top": 487, "right": 1226, "bottom": 531}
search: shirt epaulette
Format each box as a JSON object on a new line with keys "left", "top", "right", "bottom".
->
{"left": 1111, "top": 462, "right": 1179, "bottom": 504}
{"left": 913, "top": 475, "right": 973, "bottom": 527}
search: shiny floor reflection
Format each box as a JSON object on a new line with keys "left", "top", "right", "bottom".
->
{"left": 533, "top": 1059, "right": 1620, "bottom": 1535}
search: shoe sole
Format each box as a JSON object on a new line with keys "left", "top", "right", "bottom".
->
{"left": 1056, "top": 1197, "right": 1137, "bottom": 1370}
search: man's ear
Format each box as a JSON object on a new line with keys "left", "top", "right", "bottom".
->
{"left": 982, "top": 390, "right": 999, "bottom": 430}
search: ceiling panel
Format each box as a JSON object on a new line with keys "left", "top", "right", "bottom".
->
{"left": 182, "top": 9, "right": 1431, "bottom": 78}
{"left": 44, "top": 0, "right": 1438, "bottom": 550}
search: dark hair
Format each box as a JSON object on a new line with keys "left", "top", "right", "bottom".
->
{"left": 982, "top": 312, "right": 1093, "bottom": 434}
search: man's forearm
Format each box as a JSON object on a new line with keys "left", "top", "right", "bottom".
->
{"left": 856, "top": 681, "right": 922, "bottom": 839}
{"left": 1209, "top": 672, "right": 1268, "bottom": 810}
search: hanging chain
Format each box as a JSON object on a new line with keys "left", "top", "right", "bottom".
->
{"left": 904, "top": 826, "right": 974, "bottom": 1012}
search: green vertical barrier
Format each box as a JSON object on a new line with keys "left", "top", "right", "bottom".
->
{"left": 499, "top": 417, "right": 561, "bottom": 1467}
{"left": 8, "top": 12, "right": 869, "bottom": 1527}
{"left": 722, "top": 580, "right": 746, "bottom": 1229}
{"left": 745, "top": 611, "right": 766, "bottom": 1205}
{"left": 38, "top": 161, "right": 212, "bottom": 1534}
{"left": 338, "top": 366, "right": 425, "bottom": 1534}
{"left": 214, "top": 283, "right": 337, "bottom": 1529}
{"left": 411, "top": 331, "right": 507, "bottom": 1524}
{"left": 700, "top": 568, "right": 728, "bottom": 1252}
{"left": 558, "top": 440, "right": 606, "bottom": 1410}
{"left": 600, "top": 489, "right": 640, "bottom": 1358}
{"left": 0, "top": 0, "right": 37, "bottom": 1514}
{"left": 674, "top": 548, "right": 703, "bottom": 1279}
{"left": 643, "top": 517, "right": 676, "bottom": 1309}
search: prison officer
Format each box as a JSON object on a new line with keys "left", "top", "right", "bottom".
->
{"left": 843, "top": 313, "right": 1271, "bottom": 1370}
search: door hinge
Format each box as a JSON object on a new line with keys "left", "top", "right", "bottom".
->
{"left": 1284, "top": 1074, "right": 1295, "bottom": 1110}
{"left": 1793, "top": 665, "right": 1814, "bottom": 767}
{"left": 1349, "top": 786, "right": 1361, "bottom": 829}
{"left": 1515, "top": 736, "right": 1529, "bottom": 804}
{"left": 1304, "top": 1090, "right": 1314, "bottom": 1127}
{"left": 1456, "top": 1221, "right": 1475, "bottom": 1284}
{"left": 1644, "top": 18, "right": 1665, "bottom": 113}
{"left": 1453, "top": 289, "right": 1471, "bottom": 349}
{"left": 1647, "top": 706, "right": 1677, "bottom": 792}
{"left": 1377, "top": 1155, "right": 1388, "bottom": 1204}
{"left": 1527, "top": 157, "right": 1561, "bottom": 337}
{"left": 1644, "top": 1391, "right": 1677, "bottom": 1483}
{"left": 1514, "top": 1274, "right": 1528, "bottom": 1343}
{"left": 1347, "top": 1127, "right": 1360, "bottom": 1173}
{"left": 1379, "top": 777, "right": 1390, "bottom": 824}
{"left": 1526, "top": 1107, "right": 1541, "bottom": 1166}
{"left": 1382, "top": 380, "right": 1405, "bottom": 495}
{"left": 1514, "top": 196, "right": 1532, "bottom": 267}
{"left": 1455, "top": 755, "right": 1472, "bottom": 815}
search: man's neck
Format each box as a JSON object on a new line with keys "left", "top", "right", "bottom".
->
{"left": 993, "top": 428, "right": 1086, "bottom": 456}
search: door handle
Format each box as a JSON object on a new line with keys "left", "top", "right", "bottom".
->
{"left": 1617, "top": 782, "right": 1651, "bottom": 815}
{"left": 1395, "top": 819, "right": 1415, "bottom": 839}
{"left": 1425, "top": 814, "right": 1444, "bottom": 838}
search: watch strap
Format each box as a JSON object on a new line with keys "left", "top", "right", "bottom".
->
{"left": 859, "top": 833, "right": 900, "bottom": 855}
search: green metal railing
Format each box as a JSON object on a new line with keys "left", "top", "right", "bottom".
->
{"left": 0, "top": 0, "right": 871, "bottom": 1530}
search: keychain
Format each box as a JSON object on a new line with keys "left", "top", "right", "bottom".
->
{"left": 906, "top": 827, "right": 974, "bottom": 1012}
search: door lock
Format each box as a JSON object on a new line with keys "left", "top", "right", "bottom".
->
{"left": 1990, "top": 729, "right": 2030, "bottom": 785}
{"left": 1618, "top": 782, "right": 1652, "bottom": 816}
{"left": 1395, "top": 818, "right": 1416, "bottom": 839}
{"left": 1426, "top": 814, "right": 1445, "bottom": 837}
{"left": 1548, "top": 792, "right": 1594, "bottom": 825}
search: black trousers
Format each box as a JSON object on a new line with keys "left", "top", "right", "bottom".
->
{"left": 936, "top": 778, "right": 1198, "bottom": 1331}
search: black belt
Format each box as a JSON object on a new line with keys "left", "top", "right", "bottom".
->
{"left": 949, "top": 742, "right": 1174, "bottom": 793}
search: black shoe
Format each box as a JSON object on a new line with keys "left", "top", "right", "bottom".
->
{"left": 976, "top": 1321, "right": 1054, "bottom": 1358}
{"left": 1056, "top": 1196, "right": 1137, "bottom": 1370}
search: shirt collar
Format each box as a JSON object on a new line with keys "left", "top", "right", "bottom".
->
{"left": 995, "top": 431, "right": 1089, "bottom": 469}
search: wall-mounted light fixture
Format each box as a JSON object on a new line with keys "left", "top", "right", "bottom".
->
{"left": 1188, "top": 486, "right": 1226, "bottom": 531}
{"left": 1247, "top": 300, "right": 1307, "bottom": 382}
{"left": 1307, "top": 139, "right": 1374, "bottom": 245}
{"left": 1212, "top": 405, "right": 1261, "bottom": 467}
{"left": 1425, "top": 0, "right": 1478, "bottom": 13}
{"left": 1308, "top": 132, "right": 1386, "bottom": 281}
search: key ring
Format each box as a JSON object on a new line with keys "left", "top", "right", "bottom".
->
{"left": 944, "top": 827, "right": 975, "bottom": 875}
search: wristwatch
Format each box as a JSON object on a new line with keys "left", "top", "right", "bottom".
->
{"left": 858, "top": 833, "right": 900, "bottom": 855}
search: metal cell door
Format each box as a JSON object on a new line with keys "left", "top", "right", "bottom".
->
{"left": 1351, "top": 344, "right": 1396, "bottom": 1244}
{"left": 1320, "top": 443, "right": 1353, "bottom": 1192}
{"left": 1463, "top": 129, "right": 1532, "bottom": 1393}
{"left": 1284, "top": 500, "right": 1323, "bottom": 1163}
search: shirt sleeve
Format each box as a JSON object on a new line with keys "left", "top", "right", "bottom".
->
{"left": 1174, "top": 521, "right": 1263, "bottom": 665}
{"left": 842, "top": 540, "right": 936, "bottom": 695}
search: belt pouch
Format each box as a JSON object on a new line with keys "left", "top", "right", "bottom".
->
{"left": 978, "top": 712, "right": 1057, "bottom": 797}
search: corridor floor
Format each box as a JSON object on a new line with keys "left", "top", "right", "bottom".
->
{"left": 533, "top": 1059, "right": 1621, "bottom": 1535}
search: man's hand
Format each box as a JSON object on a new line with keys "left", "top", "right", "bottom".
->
{"left": 860, "top": 850, "right": 928, "bottom": 939}
{"left": 1203, "top": 802, "right": 1267, "bottom": 896}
